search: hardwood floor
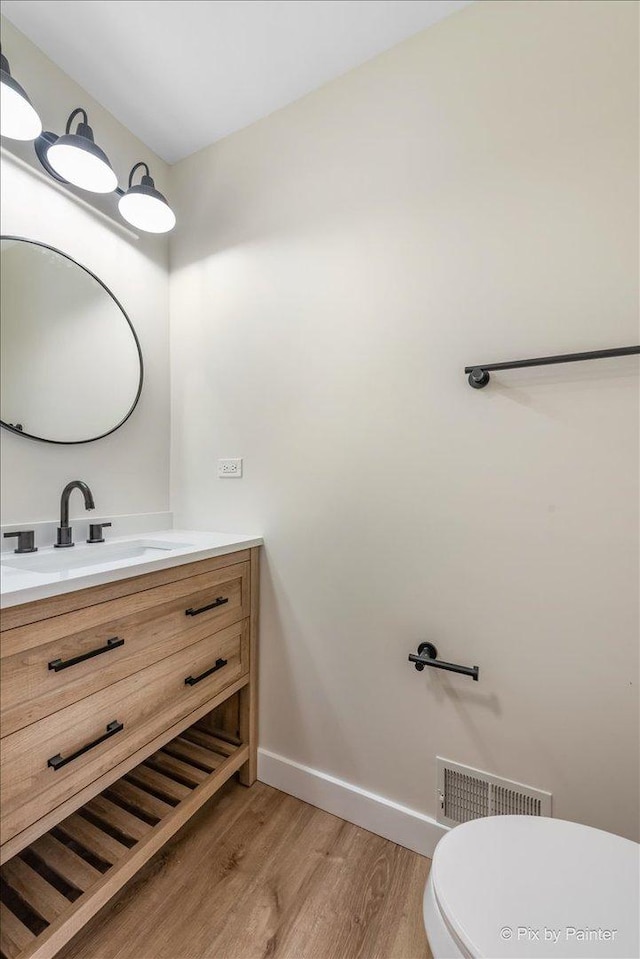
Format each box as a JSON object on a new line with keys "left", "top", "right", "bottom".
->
{"left": 58, "top": 780, "right": 432, "bottom": 959}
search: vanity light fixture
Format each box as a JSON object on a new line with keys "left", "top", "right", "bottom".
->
{"left": 45, "top": 108, "right": 118, "bottom": 194}
{"left": 118, "top": 162, "right": 176, "bottom": 234}
{"left": 1, "top": 51, "right": 176, "bottom": 232}
{"left": 0, "top": 50, "right": 42, "bottom": 141}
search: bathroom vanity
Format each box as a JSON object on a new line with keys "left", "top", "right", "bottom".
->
{"left": 0, "top": 532, "right": 261, "bottom": 959}
{"left": 0, "top": 235, "right": 262, "bottom": 959}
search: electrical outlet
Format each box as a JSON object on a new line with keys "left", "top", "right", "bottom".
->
{"left": 217, "top": 458, "right": 243, "bottom": 478}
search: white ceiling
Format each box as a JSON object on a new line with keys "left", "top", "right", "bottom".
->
{"left": 2, "top": 0, "right": 472, "bottom": 164}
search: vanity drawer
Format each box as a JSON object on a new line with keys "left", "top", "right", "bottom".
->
{"left": 1, "top": 562, "right": 249, "bottom": 736}
{"left": 0, "top": 618, "right": 248, "bottom": 843}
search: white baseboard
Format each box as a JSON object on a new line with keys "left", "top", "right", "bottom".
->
{"left": 258, "top": 748, "right": 447, "bottom": 859}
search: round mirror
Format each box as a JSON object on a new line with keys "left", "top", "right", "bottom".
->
{"left": 1, "top": 236, "right": 143, "bottom": 444}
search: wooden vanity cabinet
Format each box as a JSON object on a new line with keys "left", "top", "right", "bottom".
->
{"left": 0, "top": 547, "right": 259, "bottom": 959}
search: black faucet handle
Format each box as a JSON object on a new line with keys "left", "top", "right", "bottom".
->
{"left": 4, "top": 530, "right": 37, "bottom": 554}
{"left": 87, "top": 522, "right": 112, "bottom": 544}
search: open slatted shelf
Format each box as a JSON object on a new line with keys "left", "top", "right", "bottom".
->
{"left": 0, "top": 723, "right": 247, "bottom": 959}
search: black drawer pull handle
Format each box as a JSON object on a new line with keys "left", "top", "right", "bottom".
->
{"left": 48, "top": 637, "right": 125, "bottom": 672}
{"left": 185, "top": 596, "right": 229, "bottom": 617}
{"left": 184, "top": 658, "right": 228, "bottom": 686}
{"left": 47, "top": 720, "right": 124, "bottom": 771}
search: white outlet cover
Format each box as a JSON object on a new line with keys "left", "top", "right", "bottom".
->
{"left": 217, "top": 458, "right": 243, "bottom": 478}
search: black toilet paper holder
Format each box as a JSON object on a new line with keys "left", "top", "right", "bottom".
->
{"left": 408, "top": 642, "right": 479, "bottom": 681}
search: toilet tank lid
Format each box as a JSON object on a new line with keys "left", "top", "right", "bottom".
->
{"left": 431, "top": 816, "right": 639, "bottom": 959}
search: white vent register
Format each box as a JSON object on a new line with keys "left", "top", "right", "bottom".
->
{"left": 437, "top": 758, "right": 552, "bottom": 827}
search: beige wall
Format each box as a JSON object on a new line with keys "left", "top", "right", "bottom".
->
{"left": 0, "top": 17, "right": 171, "bottom": 523}
{"left": 170, "top": 0, "right": 639, "bottom": 840}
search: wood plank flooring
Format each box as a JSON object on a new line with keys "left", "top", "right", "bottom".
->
{"left": 58, "top": 781, "right": 432, "bottom": 959}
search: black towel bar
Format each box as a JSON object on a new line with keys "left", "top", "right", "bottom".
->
{"left": 465, "top": 345, "right": 640, "bottom": 389}
{"left": 408, "top": 642, "right": 479, "bottom": 681}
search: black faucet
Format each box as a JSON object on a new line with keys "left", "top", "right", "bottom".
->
{"left": 55, "top": 480, "right": 96, "bottom": 548}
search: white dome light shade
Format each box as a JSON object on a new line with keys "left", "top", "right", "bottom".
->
{"left": 118, "top": 163, "right": 176, "bottom": 233}
{"left": 0, "top": 53, "right": 42, "bottom": 141}
{"left": 47, "top": 140, "right": 118, "bottom": 193}
{"left": 118, "top": 188, "right": 176, "bottom": 233}
{"left": 46, "top": 109, "right": 117, "bottom": 194}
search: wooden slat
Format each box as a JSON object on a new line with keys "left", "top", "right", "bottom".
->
{"left": 55, "top": 815, "right": 128, "bottom": 867}
{"left": 127, "top": 764, "right": 193, "bottom": 802}
{"left": 83, "top": 798, "right": 150, "bottom": 843}
{"left": 29, "top": 835, "right": 101, "bottom": 893}
{"left": 144, "top": 751, "right": 209, "bottom": 788}
{"left": 1, "top": 857, "right": 70, "bottom": 924}
{"left": 209, "top": 727, "right": 243, "bottom": 746}
{"left": 107, "top": 780, "right": 173, "bottom": 822}
{"left": 17, "top": 745, "right": 248, "bottom": 959}
{"left": 185, "top": 727, "right": 237, "bottom": 756}
{"left": 0, "top": 901, "right": 35, "bottom": 958}
{"left": 162, "top": 737, "right": 225, "bottom": 772}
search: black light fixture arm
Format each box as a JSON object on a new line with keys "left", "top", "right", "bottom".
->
{"left": 408, "top": 642, "right": 479, "bottom": 681}
{"left": 128, "top": 161, "right": 150, "bottom": 187}
{"left": 65, "top": 107, "right": 87, "bottom": 133}
{"left": 466, "top": 344, "right": 640, "bottom": 389}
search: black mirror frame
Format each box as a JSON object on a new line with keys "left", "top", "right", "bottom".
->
{"left": 0, "top": 235, "right": 144, "bottom": 445}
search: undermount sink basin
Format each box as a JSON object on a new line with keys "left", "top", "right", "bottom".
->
{"left": 1, "top": 540, "right": 192, "bottom": 574}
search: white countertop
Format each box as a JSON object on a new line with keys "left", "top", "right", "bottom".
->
{"left": 0, "top": 529, "right": 263, "bottom": 608}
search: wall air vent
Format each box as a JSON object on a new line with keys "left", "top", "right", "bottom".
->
{"left": 437, "top": 757, "right": 552, "bottom": 827}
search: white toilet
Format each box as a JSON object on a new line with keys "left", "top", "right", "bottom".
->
{"left": 424, "top": 816, "right": 639, "bottom": 958}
